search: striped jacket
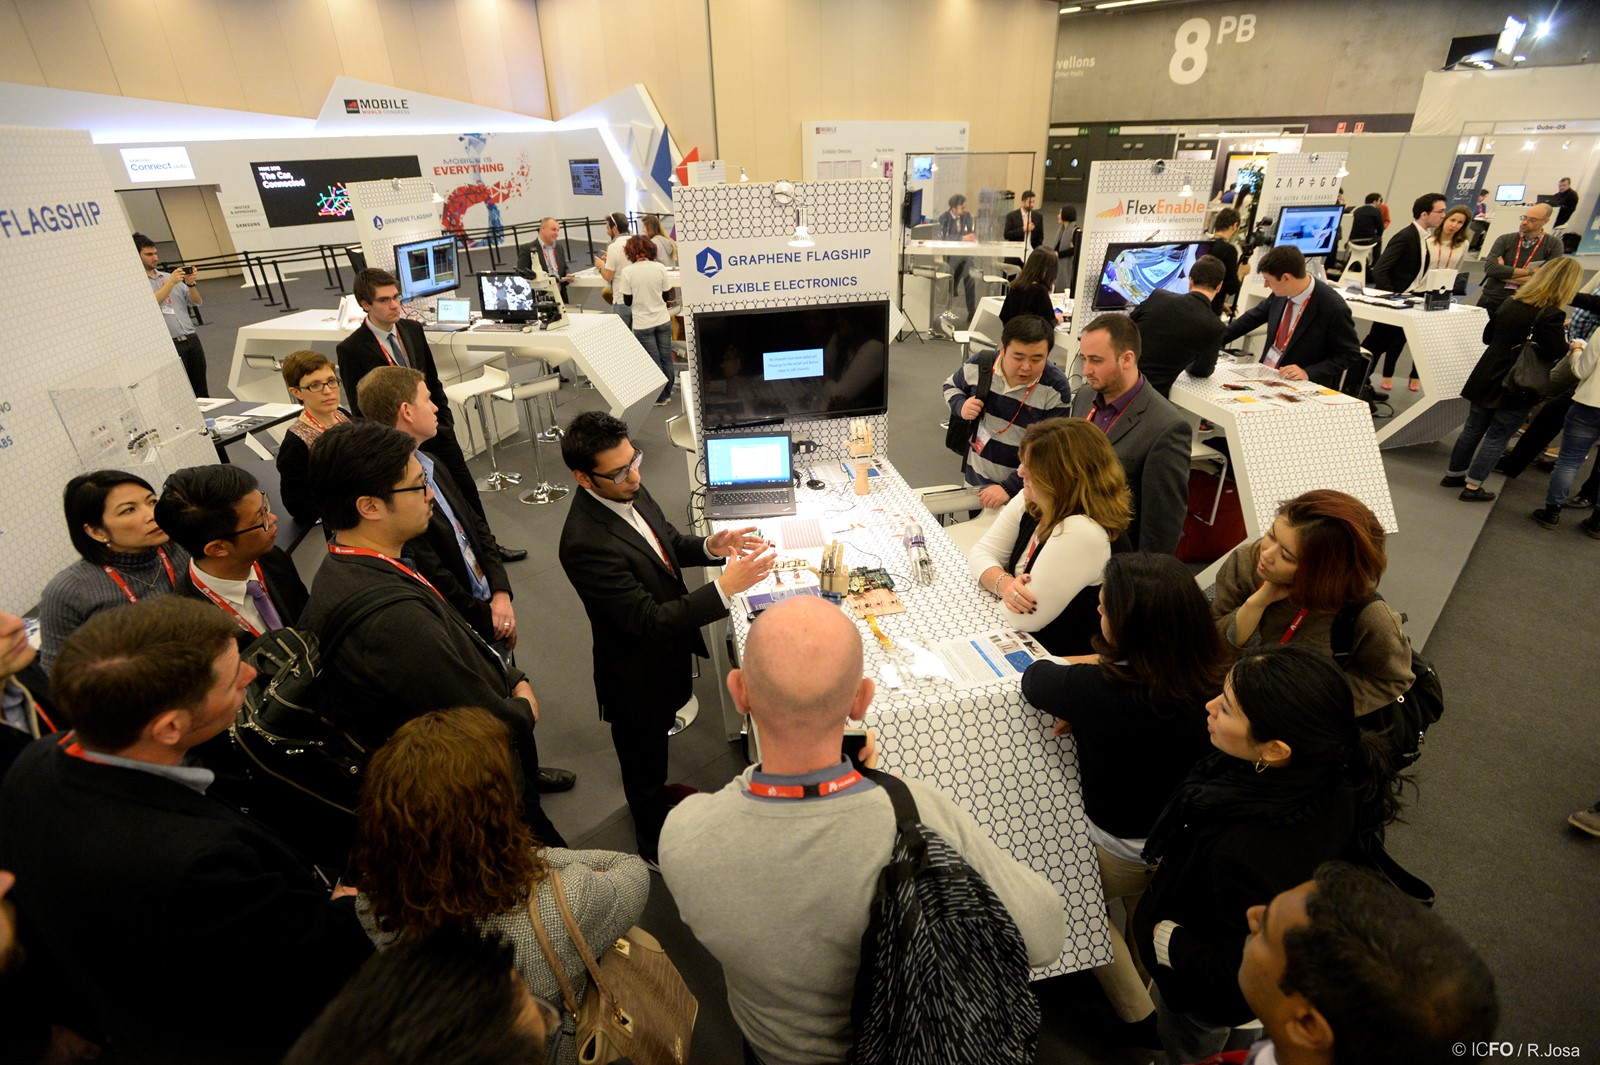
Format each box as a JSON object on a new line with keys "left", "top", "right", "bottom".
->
{"left": 942, "top": 354, "right": 1072, "bottom": 496}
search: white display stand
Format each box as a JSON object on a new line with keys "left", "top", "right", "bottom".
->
{"left": 1073, "top": 158, "right": 1215, "bottom": 315}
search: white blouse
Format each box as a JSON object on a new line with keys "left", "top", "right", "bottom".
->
{"left": 966, "top": 494, "right": 1110, "bottom": 635}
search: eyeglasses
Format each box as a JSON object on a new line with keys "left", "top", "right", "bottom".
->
{"left": 220, "top": 494, "right": 272, "bottom": 538}
{"left": 390, "top": 481, "right": 432, "bottom": 497}
{"left": 295, "top": 377, "right": 340, "bottom": 393}
{"left": 592, "top": 449, "right": 644, "bottom": 485}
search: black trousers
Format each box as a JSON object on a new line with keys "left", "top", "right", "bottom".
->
{"left": 1362, "top": 322, "right": 1416, "bottom": 380}
{"left": 609, "top": 702, "right": 677, "bottom": 859}
{"left": 420, "top": 428, "right": 488, "bottom": 521}
{"left": 175, "top": 333, "right": 210, "bottom": 397}
{"left": 1501, "top": 397, "right": 1573, "bottom": 477}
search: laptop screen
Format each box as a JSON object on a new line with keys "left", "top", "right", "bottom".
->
{"left": 435, "top": 297, "right": 470, "bottom": 324}
{"left": 706, "top": 433, "right": 793, "bottom": 488}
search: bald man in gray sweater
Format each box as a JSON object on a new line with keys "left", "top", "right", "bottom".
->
{"left": 659, "top": 597, "right": 1064, "bottom": 1065}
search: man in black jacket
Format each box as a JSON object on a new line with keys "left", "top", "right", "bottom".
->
{"left": 157, "top": 463, "right": 310, "bottom": 644}
{"left": 301, "top": 420, "right": 566, "bottom": 843}
{"left": 1130, "top": 254, "right": 1226, "bottom": 396}
{"left": 558, "top": 412, "right": 773, "bottom": 862}
{"left": 1364, "top": 192, "right": 1445, "bottom": 390}
{"left": 1221, "top": 246, "right": 1364, "bottom": 393}
{"left": 516, "top": 216, "right": 572, "bottom": 302}
{"left": 1003, "top": 189, "right": 1046, "bottom": 265}
{"left": 0, "top": 598, "right": 372, "bottom": 1061}
{"left": 1348, "top": 193, "right": 1386, "bottom": 250}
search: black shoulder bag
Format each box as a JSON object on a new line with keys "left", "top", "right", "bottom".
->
{"left": 943, "top": 355, "right": 995, "bottom": 458}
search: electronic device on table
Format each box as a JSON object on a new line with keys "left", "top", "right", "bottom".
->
{"left": 1092, "top": 241, "right": 1212, "bottom": 311}
{"left": 702, "top": 432, "right": 797, "bottom": 520}
{"left": 692, "top": 299, "right": 890, "bottom": 433}
{"left": 1495, "top": 184, "right": 1526, "bottom": 204}
{"left": 1274, "top": 204, "right": 1343, "bottom": 258}
{"left": 476, "top": 272, "right": 565, "bottom": 328}
{"left": 393, "top": 235, "right": 460, "bottom": 302}
{"left": 431, "top": 297, "right": 472, "bottom": 331}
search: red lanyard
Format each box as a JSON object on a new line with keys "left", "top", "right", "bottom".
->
{"left": 369, "top": 324, "right": 407, "bottom": 366}
{"left": 300, "top": 409, "right": 342, "bottom": 434}
{"left": 1279, "top": 608, "right": 1310, "bottom": 644}
{"left": 102, "top": 547, "right": 176, "bottom": 603}
{"left": 1435, "top": 242, "right": 1459, "bottom": 270}
{"left": 973, "top": 363, "right": 1040, "bottom": 452}
{"left": 327, "top": 543, "right": 444, "bottom": 598}
{"left": 1509, "top": 236, "right": 1540, "bottom": 271}
{"left": 748, "top": 766, "right": 863, "bottom": 799}
{"left": 188, "top": 560, "right": 268, "bottom": 637}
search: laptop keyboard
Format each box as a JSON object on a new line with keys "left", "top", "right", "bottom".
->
{"left": 715, "top": 490, "right": 789, "bottom": 505}
{"left": 474, "top": 322, "right": 526, "bottom": 332}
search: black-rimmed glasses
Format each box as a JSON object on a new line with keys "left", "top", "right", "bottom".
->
{"left": 593, "top": 449, "right": 644, "bottom": 485}
{"left": 220, "top": 493, "right": 273, "bottom": 538}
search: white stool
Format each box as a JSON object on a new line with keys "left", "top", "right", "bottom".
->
{"left": 1190, "top": 440, "right": 1229, "bottom": 526}
{"left": 450, "top": 365, "right": 521, "bottom": 493}
{"left": 491, "top": 373, "right": 568, "bottom": 505}
{"left": 443, "top": 366, "right": 506, "bottom": 456}
{"left": 942, "top": 506, "right": 1000, "bottom": 555}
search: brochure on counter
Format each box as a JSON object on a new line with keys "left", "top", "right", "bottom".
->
{"left": 933, "top": 629, "right": 1054, "bottom": 690}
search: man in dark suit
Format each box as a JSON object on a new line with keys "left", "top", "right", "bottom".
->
{"left": 157, "top": 464, "right": 310, "bottom": 645}
{"left": 516, "top": 216, "right": 572, "bottom": 302}
{"left": 1003, "top": 189, "right": 1046, "bottom": 265}
{"left": 939, "top": 193, "right": 979, "bottom": 322}
{"left": 557, "top": 412, "right": 774, "bottom": 862}
{"left": 1221, "top": 246, "right": 1364, "bottom": 393}
{"left": 0, "top": 598, "right": 372, "bottom": 1061}
{"left": 1348, "top": 193, "right": 1386, "bottom": 250}
{"left": 1364, "top": 192, "right": 1446, "bottom": 389}
{"left": 336, "top": 268, "right": 525, "bottom": 563}
{"left": 1070, "top": 313, "right": 1193, "bottom": 555}
{"left": 1130, "top": 254, "right": 1227, "bottom": 396}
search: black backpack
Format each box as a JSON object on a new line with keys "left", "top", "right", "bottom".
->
{"left": 943, "top": 354, "right": 995, "bottom": 458}
{"left": 1331, "top": 594, "right": 1444, "bottom": 767}
{"left": 846, "top": 769, "right": 1039, "bottom": 1065}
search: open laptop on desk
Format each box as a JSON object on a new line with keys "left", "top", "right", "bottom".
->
{"left": 703, "top": 432, "right": 798, "bottom": 520}
{"left": 430, "top": 297, "right": 473, "bottom": 331}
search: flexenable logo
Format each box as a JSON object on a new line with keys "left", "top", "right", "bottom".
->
{"left": 696, "top": 247, "right": 723, "bottom": 278}
{"left": 1096, "top": 200, "right": 1125, "bottom": 219}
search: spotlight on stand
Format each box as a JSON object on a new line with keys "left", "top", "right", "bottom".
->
{"left": 788, "top": 205, "right": 814, "bottom": 249}
{"left": 1152, "top": 159, "right": 1166, "bottom": 175}
{"left": 1179, "top": 180, "right": 1194, "bottom": 198}
{"left": 739, "top": 166, "right": 750, "bottom": 182}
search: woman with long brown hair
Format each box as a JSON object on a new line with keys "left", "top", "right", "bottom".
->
{"left": 350, "top": 707, "right": 649, "bottom": 1065}
{"left": 999, "top": 246, "right": 1062, "bottom": 325}
{"left": 1210, "top": 489, "right": 1411, "bottom": 715}
{"left": 968, "top": 417, "right": 1132, "bottom": 655}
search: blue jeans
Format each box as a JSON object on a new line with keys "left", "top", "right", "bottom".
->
{"left": 1545, "top": 401, "right": 1600, "bottom": 507}
{"left": 1448, "top": 402, "right": 1533, "bottom": 485}
{"left": 613, "top": 301, "right": 633, "bottom": 329}
{"left": 1153, "top": 984, "right": 1258, "bottom": 1064}
{"left": 635, "top": 322, "right": 675, "bottom": 399}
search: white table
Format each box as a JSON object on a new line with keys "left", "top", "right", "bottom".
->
{"left": 1233, "top": 280, "right": 1489, "bottom": 448}
{"left": 1170, "top": 363, "right": 1397, "bottom": 586}
{"left": 567, "top": 266, "right": 683, "bottom": 314}
{"left": 706, "top": 459, "right": 1113, "bottom": 978}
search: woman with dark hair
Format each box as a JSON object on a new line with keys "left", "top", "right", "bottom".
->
{"left": 1021, "top": 553, "right": 1228, "bottom": 1034}
{"left": 1210, "top": 489, "right": 1411, "bottom": 715}
{"left": 351, "top": 706, "right": 649, "bottom": 1065}
{"left": 968, "top": 418, "right": 1132, "bottom": 655}
{"left": 38, "top": 470, "right": 192, "bottom": 669}
{"left": 1133, "top": 645, "right": 1405, "bottom": 1062}
{"left": 999, "top": 248, "right": 1062, "bottom": 324}
{"left": 1381, "top": 205, "right": 1473, "bottom": 391}
{"left": 616, "top": 234, "right": 678, "bottom": 406}
{"left": 1052, "top": 205, "right": 1080, "bottom": 294}
{"left": 276, "top": 349, "right": 350, "bottom": 523}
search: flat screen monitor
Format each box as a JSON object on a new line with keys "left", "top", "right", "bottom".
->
{"left": 693, "top": 300, "right": 891, "bottom": 433}
{"left": 249, "top": 156, "right": 422, "bottom": 227}
{"left": 477, "top": 273, "right": 538, "bottom": 322}
{"left": 902, "top": 188, "right": 924, "bottom": 228}
{"left": 1274, "top": 204, "right": 1344, "bottom": 257}
{"left": 910, "top": 156, "right": 934, "bottom": 181}
{"left": 1495, "top": 184, "right": 1526, "bottom": 203}
{"left": 569, "top": 158, "right": 603, "bottom": 196}
{"left": 1092, "top": 241, "right": 1211, "bottom": 311}
{"left": 393, "top": 236, "right": 460, "bottom": 301}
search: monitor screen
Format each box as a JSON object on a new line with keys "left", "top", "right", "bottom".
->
{"left": 910, "top": 156, "right": 934, "bottom": 181}
{"left": 478, "top": 273, "right": 538, "bottom": 321}
{"left": 569, "top": 158, "right": 603, "bottom": 196}
{"left": 1274, "top": 204, "right": 1344, "bottom": 257}
{"left": 1092, "top": 241, "right": 1211, "bottom": 311}
{"left": 393, "top": 236, "right": 460, "bottom": 301}
{"left": 249, "top": 156, "right": 422, "bottom": 227}
{"left": 1495, "top": 184, "right": 1526, "bottom": 203}
{"left": 693, "top": 300, "right": 890, "bottom": 432}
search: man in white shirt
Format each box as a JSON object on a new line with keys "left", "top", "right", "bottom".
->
{"left": 593, "top": 211, "right": 632, "bottom": 322}
{"left": 557, "top": 411, "right": 773, "bottom": 862}
{"left": 136, "top": 231, "right": 208, "bottom": 397}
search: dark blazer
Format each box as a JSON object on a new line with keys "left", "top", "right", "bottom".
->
{"left": 1208, "top": 237, "right": 1240, "bottom": 314}
{"left": 999, "top": 283, "right": 1056, "bottom": 324}
{"left": 335, "top": 319, "right": 455, "bottom": 432}
{"left": 518, "top": 239, "right": 571, "bottom": 301}
{"left": 937, "top": 208, "right": 974, "bottom": 241}
{"left": 177, "top": 546, "right": 310, "bottom": 646}
{"left": 1348, "top": 203, "right": 1384, "bottom": 247}
{"left": 1130, "top": 288, "right": 1224, "bottom": 396}
{"left": 1070, "top": 380, "right": 1192, "bottom": 555}
{"left": 0, "top": 736, "right": 372, "bottom": 1060}
{"left": 408, "top": 455, "right": 510, "bottom": 644}
{"left": 276, "top": 429, "right": 316, "bottom": 524}
{"left": 1461, "top": 298, "right": 1567, "bottom": 409}
{"left": 1003, "top": 208, "right": 1046, "bottom": 250}
{"left": 558, "top": 486, "right": 727, "bottom": 722}
{"left": 1370, "top": 221, "right": 1425, "bottom": 293}
{"left": 1220, "top": 279, "right": 1362, "bottom": 390}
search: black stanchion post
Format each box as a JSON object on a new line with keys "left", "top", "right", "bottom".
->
{"left": 243, "top": 252, "right": 267, "bottom": 301}
{"left": 273, "top": 261, "right": 295, "bottom": 313}
{"left": 259, "top": 254, "right": 280, "bottom": 307}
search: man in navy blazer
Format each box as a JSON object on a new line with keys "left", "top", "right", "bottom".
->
{"left": 1221, "top": 246, "right": 1364, "bottom": 393}
{"left": 1071, "top": 312, "right": 1193, "bottom": 555}
{"left": 557, "top": 412, "right": 774, "bottom": 862}
{"left": 1364, "top": 193, "right": 1446, "bottom": 388}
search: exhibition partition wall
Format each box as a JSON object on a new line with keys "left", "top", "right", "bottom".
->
{"left": 1072, "top": 157, "right": 1213, "bottom": 319}
{"left": 1251, "top": 152, "right": 1349, "bottom": 270}
{"left": 1, "top": 127, "right": 220, "bottom": 608}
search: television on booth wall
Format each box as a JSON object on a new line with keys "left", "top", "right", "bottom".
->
{"left": 393, "top": 236, "right": 460, "bottom": 301}
{"left": 693, "top": 300, "right": 891, "bottom": 433}
{"left": 1274, "top": 204, "right": 1344, "bottom": 258}
{"left": 1091, "top": 241, "right": 1211, "bottom": 311}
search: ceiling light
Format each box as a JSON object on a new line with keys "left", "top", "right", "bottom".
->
{"left": 1514, "top": 54, "right": 1528, "bottom": 62}
{"left": 1524, "top": 140, "right": 1537, "bottom": 150}
{"left": 1562, "top": 140, "right": 1572, "bottom": 149}
{"left": 1059, "top": 5, "right": 1082, "bottom": 11}
{"left": 788, "top": 205, "right": 814, "bottom": 249}
{"left": 1484, "top": 139, "right": 1495, "bottom": 150}
{"left": 1536, "top": 19, "right": 1552, "bottom": 37}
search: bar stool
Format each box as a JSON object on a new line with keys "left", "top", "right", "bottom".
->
{"left": 491, "top": 372, "right": 568, "bottom": 505}
{"left": 447, "top": 365, "right": 521, "bottom": 492}
{"left": 1190, "top": 439, "right": 1229, "bottom": 526}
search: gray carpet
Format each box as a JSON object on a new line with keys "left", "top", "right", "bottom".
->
{"left": 195, "top": 268, "right": 1600, "bottom": 1061}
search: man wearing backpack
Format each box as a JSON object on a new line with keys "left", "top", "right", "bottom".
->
{"left": 659, "top": 596, "right": 1063, "bottom": 1065}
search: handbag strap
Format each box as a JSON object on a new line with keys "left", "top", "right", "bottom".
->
{"left": 526, "top": 875, "right": 582, "bottom": 1018}
{"left": 549, "top": 867, "right": 611, "bottom": 995}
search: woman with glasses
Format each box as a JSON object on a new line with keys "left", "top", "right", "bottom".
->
{"left": 38, "top": 470, "right": 191, "bottom": 670}
{"left": 277, "top": 349, "right": 351, "bottom": 523}
{"left": 350, "top": 706, "right": 650, "bottom": 1065}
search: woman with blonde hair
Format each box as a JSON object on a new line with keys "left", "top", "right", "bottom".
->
{"left": 641, "top": 213, "right": 676, "bottom": 267}
{"left": 1445, "top": 255, "right": 1587, "bottom": 501}
{"left": 350, "top": 707, "right": 649, "bottom": 1065}
{"left": 968, "top": 417, "right": 1132, "bottom": 655}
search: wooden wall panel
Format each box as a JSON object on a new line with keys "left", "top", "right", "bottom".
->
{"left": 214, "top": 0, "right": 303, "bottom": 118}
{"left": 84, "top": 0, "right": 187, "bottom": 104}
{"left": 452, "top": 0, "right": 514, "bottom": 112}
{"left": 327, "top": 0, "right": 397, "bottom": 88}
{"left": 0, "top": 2, "right": 48, "bottom": 87}
{"left": 497, "top": 0, "right": 547, "bottom": 116}
{"left": 407, "top": 0, "right": 475, "bottom": 107}
{"left": 12, "top": 0, "right": 120, "bottom": 95}
{"left": 269, "top": 0, "right": 346, "bottom": 116}
{"left": 159, "top": 0, "right": 250, "bottom": 112}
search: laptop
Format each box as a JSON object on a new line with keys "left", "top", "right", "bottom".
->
{"left": 703, "top": 432, "right": 798, "bottom": 520}
{"left": 432, "top": 297, "right": 472, "bottom": 331}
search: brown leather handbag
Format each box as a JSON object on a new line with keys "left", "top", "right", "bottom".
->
{"left": 528, "top": 868, "right": 698, "bottom": 1065}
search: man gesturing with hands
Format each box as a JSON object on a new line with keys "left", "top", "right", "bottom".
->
{"left": 559, "top": 411, "right": 776, "bottom": 864}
